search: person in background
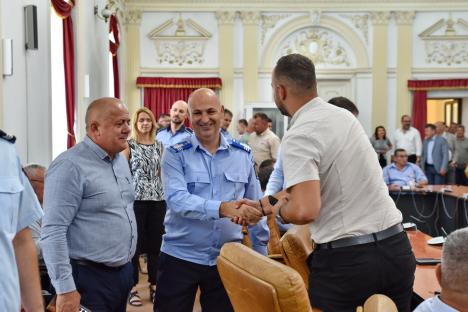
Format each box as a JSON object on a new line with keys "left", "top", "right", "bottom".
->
{"left": 248, "top": 112, "right": 281, "bottom": 167}
{"left": 156, "top": 100, "right": 192, "bottom": 148}
{"left": 41, "top": 98, "right": 136, "bottom": 312}
{"left": 123, "top": 107, "right": 166, "bottom": 306}
{"left": 436, "top": 121, "right": 456, "bottom": 184}
{"left": 0, "top": 130, "right": 44, "bottom": 312}
{"left": 221, "top": 108, "right": 233, "bottom": 140}
{"left": 328, "top": 96, "right": 360, "bottom": 117}
{"left": 448, "top": 122, "right": 458, "bottom": 135}
{"left": 258, "top": 159, "right": 276, "bottom": 193}
{"left": 421, "top": 123, "right": 449, "bottom": 185}
{"left": 383, "top": 149, "right": 428, "bottom": 191}
{"left": 370, "top": 126, "right": 393, "bottom": 168}
{"left": 158, "top": 114, "right": 170, "bottom": 129}
{"left": 267, "top": 117, "right": 273, "bottom": 130}
{"left": 451, "top": 125, "right": 468, "bottom": 186}
{"left": 236, "top": 119, "right": 249, "bottom": 144}
{"left": 393, "top": 115, "right": 422, "bottom": 164}
{"left": 414, "top": 227, "right": 468, "bottom": 312}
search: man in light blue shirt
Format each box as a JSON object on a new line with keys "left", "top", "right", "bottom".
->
{"left": 156, "top": 100, "right": 193, "bottom": 147}
{"left": 383, "top": 149, "right": 428, "bottom": 191}
{"left": 220, "top": 108, "right": 233, "bottom": 140}
{"left": 414, "top": 227, "right": 468, "bottom": 312}
{"left": 41, "top": 98, "right": 137, "bottom": 312}
{"left": 155, "top": 88, "right": 268, "bottom": 312}
{"left": 0, "top": 130, "right": 43, "bottom": 312}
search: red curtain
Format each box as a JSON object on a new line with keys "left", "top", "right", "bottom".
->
{"left": 136, "top": 77, "right": 222, "bottom": 120}
{"left": 408, "top": 79, "right": 468, "bottom": 136}
{"left": 51, "top": 0, "right": 76, "bottom": 148}
{"left": 109, "top": 15, "right": 120, "bottom": 99}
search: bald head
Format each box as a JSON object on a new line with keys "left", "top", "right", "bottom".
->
{"left": 188, "top": 88, "right": 223, "bottom": 144}
{"left": 85, "top": 97, "right": 127, "bottom": 131}
{"left": 24, "top": 164, "right": 46, "bottom": 205}
{"left": 169, "top": 100, "right": 189, "bottom": 126}
{"left": 188, "top": 88, "right": 220, "bottom": 111}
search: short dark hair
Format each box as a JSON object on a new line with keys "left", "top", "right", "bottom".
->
{"left": 258, "top": 159, "right": 276, "bottom": 191}
{"left": 274, "top": 54, "right": 316, "bottom": 94}
{"left": 458, "top": 125, "right": 465, "bottom": 131}
{"left": 253, "top": 112, "right": 269, "bottom": 122}
{"left": 394, "top": 148, "right": 407, "bottom": 156}
{"left": 328, "top": 97, "right": 359, "bottom": 116}
{"left": 238, "top": 119, "right": 248, "bottom": 127}
{"left": 158, "top": 113, "right": 169, "bottom": 119}
{"left": 224, "top": 109, "right": 233, "bottom": 117}
{"left": 425, "top": 123, "right": 436, "bottom": 131}
{"left": 401, "top": 115, "right": 411, "bottom": 121}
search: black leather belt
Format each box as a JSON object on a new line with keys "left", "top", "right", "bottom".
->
{"left": 70, "top": 259, "right": 127, "bottom": 271}
{"left": 314, "top": 223, "right": 404, "bottom": 250}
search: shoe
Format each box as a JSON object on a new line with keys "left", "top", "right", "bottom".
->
{"left": 128, "top": 291, "right": 142, "bottom": 307}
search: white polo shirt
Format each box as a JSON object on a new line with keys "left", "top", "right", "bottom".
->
{"left": 281, "top": 97, "right": 402, "bottom": 244}
{"left": 393, "top": 127, "right": 422, "bottom": 156}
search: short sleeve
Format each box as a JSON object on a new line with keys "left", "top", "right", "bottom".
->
{"left": 282, "top": 133, "right": 320, "bottom": 189}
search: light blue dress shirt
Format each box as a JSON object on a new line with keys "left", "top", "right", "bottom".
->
{"left": 382, "top": 163, "right": 428, "bottom": 187}
{"left": 41, "top": 136, "right": 137, "bottom": 294}
{"left": 221, "top": 128, "right": 233, "bottom": 141}
{"left": 427, "top": 138, "right": 435, "bottom": 165}
{"left": 414, "top": 295, "right": 458, "bottom": 312}
{"left": 0, "top": 138, "right": 43, "bottom": 312}
{"left": 161, "top": 134, "right": 269, "bottom": 266}
{"left": 156, "top": 125, "right": 193, "bottom": 148}
{"left": 264, "top": 149, "right": 292, "bottom": 232}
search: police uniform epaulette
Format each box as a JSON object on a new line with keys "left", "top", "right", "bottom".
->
{"left": 229, "top": 140, "right": 251, "bottom": 153}
{"left": 157, "top": 126, "right": 169, "bottom": 134}
{"left": 169, "top": 141, "right": 192, "bottom": 153}
{"left": 0, "top": 129, "right": 16, "bottom": 143}
{"left": 185, "top": 128, "right": 193, "bottom": 133}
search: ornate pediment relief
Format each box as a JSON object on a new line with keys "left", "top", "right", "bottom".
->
{"left": 147, "top": 16, "right": 212, "bottom": 66}
{"left": 280, "top": 28, "right": 351, "bottom": 67}
{"left": 418, "top": 17, "right": 468, "bottom": 65}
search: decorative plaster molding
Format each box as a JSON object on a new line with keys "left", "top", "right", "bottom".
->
{"left": 419, "top": 17, "right": 468, "bottom": 65}
{"left": 280, "top": 28, "right": 351, "bottom": 66}
{"left": 124, "top": 10, "right": 141, "bottom": 25}
{"left": 394, "top": 11, "right": 415, "bottom": 25}
{"left": 369, "top": 11, "right": 391, "bottom": 25}
{"left": 309, "top": 10, "right": 322, "bottom": 26}
{"left": 148, "top": 17, "right": 212, "bottom": 66}
{"left": 215, "top": 11, "right": 237, "bottom": 24}
{"left": 260, "top": 14, "right": 289, "bottom": 44}
{"left": 240, "top": 11, "right": 261, "bottom": 25}
{"left": 340, "top": 14, "right": 369, "bottom": 43}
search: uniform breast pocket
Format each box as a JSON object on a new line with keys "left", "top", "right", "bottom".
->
{"left": 186, "top": 172, "right": 211, "bottom": 195}
{"left": 223, "top": 172, "right": 248, "bottom": 200}
{"left": 0, "top": 177, "right": 24, "bottom": 234}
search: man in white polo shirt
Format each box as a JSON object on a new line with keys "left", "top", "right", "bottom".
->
{"left": 393, "top": 115, "right": 422, "bottom": 164}
{"left": 250, "top": 54, "right": 416, "bottom": 312}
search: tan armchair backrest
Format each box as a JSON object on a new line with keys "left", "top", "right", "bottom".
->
{"left": 356, "top": 294, "right": 398, "bottom": 312}
{"left": 217, "top": 242, "right": 313, "bottom": 312}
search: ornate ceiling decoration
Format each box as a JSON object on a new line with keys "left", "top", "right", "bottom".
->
{"left": 147, "top": 16, "right": 212, "bottom": 66}
{"left": 419, "top": 17, "right": 468, "bottom": 65}
{"left": 280, "top": 28, "right": 351, "bottom": 66}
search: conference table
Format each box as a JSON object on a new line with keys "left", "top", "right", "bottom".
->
{"left": 391, "top": 185, "right": 468, "bottom": 237}
{"left": 407, "top": 229, "right": 442, "bottom": 302}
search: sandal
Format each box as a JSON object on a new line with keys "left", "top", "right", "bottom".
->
{"left": 128, "top": 291, "right": 142, "bottom": 307}
{"left": 149, "top": 285, "right": 156, "bottom": 303}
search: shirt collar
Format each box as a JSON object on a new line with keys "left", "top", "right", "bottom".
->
{"left": 190, "top": 132, "right": 229, "bottom": 154}
{"left": 390, "top": 163, "right": 411, "bottom": 171}
{"left": 289, "top": 96, "right": 322, "bottom": 127}
{"left": 83, "top": 135, "right": 111, "bottom": 160}
{"left": 166, "top": 124, "right": 186, "bottom": 134}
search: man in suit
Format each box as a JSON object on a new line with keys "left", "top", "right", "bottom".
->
{"left": 421, "top": 124, "right": 449, "bottom": 185}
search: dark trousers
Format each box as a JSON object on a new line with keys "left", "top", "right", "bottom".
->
{"left": 132, "top": 200, "right": 166, "bottom": 286}
{"left": 378, "top": 154, "right": 387, "bottom": 168}
{"left": 425, "top": 164, "right": 445, "bottom": 185}
{"left": 455, "top": 167, "right": 468, "bottom": 185}
{"left": 70, "top": 260, "right": 133, "bottom": 312}
{"left": 154, "top": 252, "right": 233, "bottom": 312}
{"left": 308, "top": 231, "right": 416, "bottom": 312}
{"left": 407, "top": 154, "right": 417, "bottom": 164}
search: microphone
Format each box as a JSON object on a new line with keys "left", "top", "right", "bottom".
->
{"left": 441, "top": 227, "right": 448, "bottom": 238}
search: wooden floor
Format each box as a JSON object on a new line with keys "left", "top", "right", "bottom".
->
{"left": 126, "top": 258, "right": 201, "bottom": 312}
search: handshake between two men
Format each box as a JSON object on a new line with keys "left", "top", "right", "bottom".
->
{"left": 219, "top": 194, "right": 290, "bottom": 226}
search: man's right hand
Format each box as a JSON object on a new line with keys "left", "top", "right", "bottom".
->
{"left": 56, "top": 291, "right": 80, "bottom": 312}
{"left": 219, "top": 201, "right": 262, "bottom": 225}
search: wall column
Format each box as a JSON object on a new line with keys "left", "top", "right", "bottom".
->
{"left": 0, "top": 0, "right": 4, "bottom": 128}
{"left": 240, "top": 11, "right": 261, "bottom": 104}
{"left": 395, "top": 11, "right": 415, "bottom": 124}
{"left": 124, "top": 10, "right": 141, "bottom": 116}
{"left": 215, "top": 11, "right": 236, "bottom": 116}
{"left": 370, "top": 12, "right": 391, "bottom": 128}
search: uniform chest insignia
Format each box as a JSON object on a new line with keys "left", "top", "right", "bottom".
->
{"left": 170, "top": 141, "right": 192, "bottom": 152}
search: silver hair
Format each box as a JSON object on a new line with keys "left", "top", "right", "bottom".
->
{"left": 441, "top": 227, "right": 468, "bottom": 290}
{"left": 23, "top": 163, "right": 46, "bottom": 171}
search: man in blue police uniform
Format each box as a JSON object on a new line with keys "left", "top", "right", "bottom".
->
{"left": 0, "top": 130, "right": 44, "bottom": 312}
{"left": 156, "top": 100, "right": 193, "bottom": 147}
{"left": 154, "top": 88, "right": 269, "bottom": 312}
{"left": 220, "top": 108, "right": 233, "bottom": 140}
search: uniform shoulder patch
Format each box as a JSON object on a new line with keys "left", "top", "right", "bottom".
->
{"left": 229, "top": 140, "right": 251, "bottom": 153}
{"left": 185, "top": 128, "right": 194, "bottom": 133}
{"left": 157, "top": 127, "right": 168, "bottom": 134}
{"left": 0, "top": 129, "right": 16, "bottom": 143}
{"left": 169, "top": 141, "right": 192, "bottom": 153}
